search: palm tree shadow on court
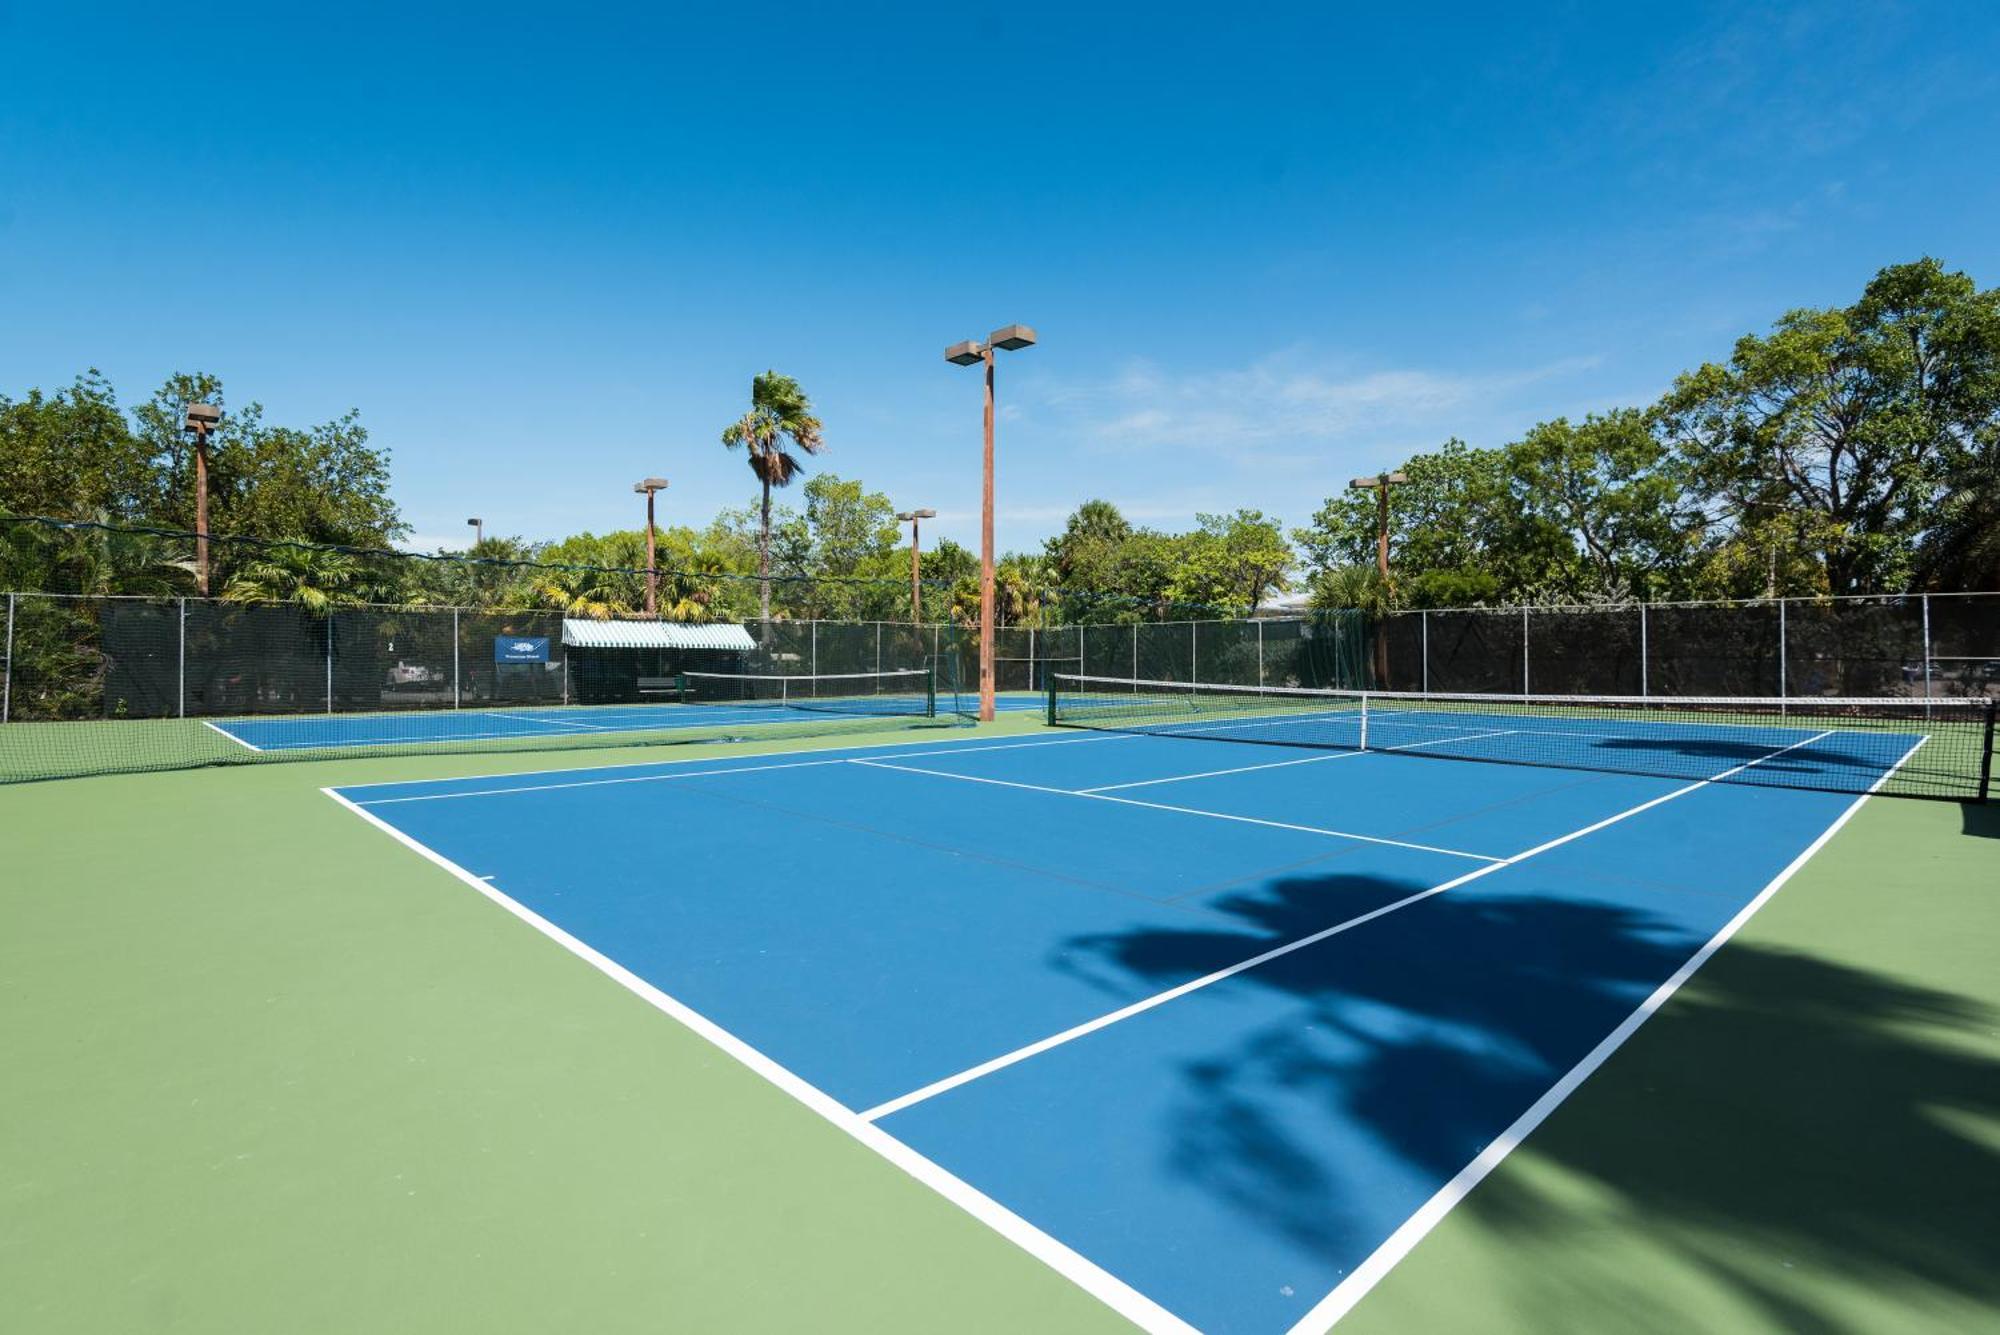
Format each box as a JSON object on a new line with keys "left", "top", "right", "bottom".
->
{"left": 1056, "top": 867, "right": 2000, "bottom": 1332}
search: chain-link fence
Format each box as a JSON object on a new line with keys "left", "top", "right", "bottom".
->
{"left": 4, "top": 590, "right": 1994, "bottom": 782}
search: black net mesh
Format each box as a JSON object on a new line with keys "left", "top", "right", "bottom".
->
{"left": 1051, "top": 675, "right": 1995, "bottom": 802}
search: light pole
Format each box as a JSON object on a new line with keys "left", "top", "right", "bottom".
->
{"left": 633, "top": 478, "right": 669, "bottom": 616}
{"left": 1348, "top": 472, "right": 1410, "bottom": 585}
{"left": 1348, "top": 471, "right": 1409, "bottom": 687}
{"left": 896, "top": 508, "right": 937, "bottom": 625}
{"left": 182, "top": 403, "right": 221, "bottom": 595}
{"left": 946, "top": 324, "right": 1037, "bottom": 721}
{"left": 466, "top": 517, "right": 484, "bottom": 547}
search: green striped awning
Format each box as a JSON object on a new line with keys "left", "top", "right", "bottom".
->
{"left": 559, "top": 620, "right": 756, "bottom": 651}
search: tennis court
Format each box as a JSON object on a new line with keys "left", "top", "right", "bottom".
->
{"left": 203, "top": 687, "right": 1047, "bottom": 752}
{"left": 323, "top": 694, "right": 1931, "bottom": 1333}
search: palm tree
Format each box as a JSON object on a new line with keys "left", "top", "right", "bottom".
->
{"left": 721, "top": 371, "right": 823, "bottom": 622}
{"left": 220, "top": 544, "right": 362, "bottom": 613}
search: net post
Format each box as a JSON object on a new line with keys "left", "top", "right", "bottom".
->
{"left": 926, "top": 660, "right": 936, "bottom": 718}
{"left": 1980, "top": 700, "right": 1995, "bottom": 803}
{"left": 1, "top": 591, "right": 13, "bottom": 724}
{"left": 1358, "top": 693, "right": 1370, "bottom": 752}
{"left": 452, "top": 608, "right": 461, "bottom": 709}
{"left": 1045, "top": 667, "right": 1057, "bottom": 726}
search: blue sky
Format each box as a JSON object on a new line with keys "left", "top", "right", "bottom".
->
{"left": 4, "top": 2, "right": 1997, "bottom": 557}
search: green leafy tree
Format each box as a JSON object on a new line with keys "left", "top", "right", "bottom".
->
{"left": 721, "top": 371, "right": 824, "bottom": 622}
{"left": 1654, "top": 258, "right": 2000, "bottom": 595}
{"left": 132, "top": 375, "right": 403, "bottom": 576}
{"left": 1507, "top": 409, "right": 1704, "bottom": 599}
{"left": 1293, "top": 439, "right": 1555, "bottom": 606}
{"left": 1166, "top": 510, "right": 1292, "bottom": 614}
{"left": 0, "top": 372, "right": 151, "bottom": 521}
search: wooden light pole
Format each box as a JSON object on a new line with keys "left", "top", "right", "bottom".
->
{"left": 896, "top": 508, "right": 937, "bottom": 625}
{"left": 633, "top": 478, "right": 669, "bottom": 616}
{"left": 183, "top": 403, "right": 221, "bottom": 595}
{"left": 946, "top": 325, "right": 1037, "bottom": 722}
{"left": 1348, "top": 470, "right": 1409, "bottom": 687}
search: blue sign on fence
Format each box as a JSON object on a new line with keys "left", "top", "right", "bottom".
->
{"left": 494, "top": 636, "right": 550, "bottom": 664}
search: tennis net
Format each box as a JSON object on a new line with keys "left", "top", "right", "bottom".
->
{"left": 1048, "top": 674, "right": 1996, "bottom": 801}
{"left": 679, "top": 667, "right": 936, "bottom": 717}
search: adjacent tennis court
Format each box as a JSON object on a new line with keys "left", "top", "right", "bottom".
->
{"left": 326, "top": 703, "right": 1914, "bottom": 1333}
{"left": 204, "top": 683, "right": 1046, "bottom": 752}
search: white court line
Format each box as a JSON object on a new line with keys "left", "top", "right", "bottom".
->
{"left": 1080, "top": 749, "right": 1364, "bottom": 792}
{"left": 347, "top": 732, "right": 1139, "bottom": 804}
{"left": 200, "top": 718, "right": 263, "bottom": 752}
{"left": 847, "top": 759, "right": 1502, "bottom": 863}
{"left": 354, "top": 756, "right": 852, "bottom": 804}
{"left": 1287, "top": 727, "right": 1908, "bottom": 1332}
{"left": 857, "top": 728, "right": 1836, "bottom": 1123}
{"left": 320, "top": 787, "right": 1196, "bottom": 1335}
{"left": 485, "top": 710, "right": 620, "bottom": 732}
{"left": 1077, "top": 726, "right": 1523, "bottom": 793}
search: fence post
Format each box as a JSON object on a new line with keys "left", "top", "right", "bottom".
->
{"left": 1922, "top": 593, "right": 1934, "bottom": 716}
{"left": 1190, "top": 621, "right": 1198, "bottom": 683}
{"left": 1257, "top": 618, "right": 1265, "bottom": 688}
{"left": 876, "top": 621, "right": 883, "bottom": 676}
{"left": 1132, "top": 622, "right": 1138, "bottom": 680}
{"left": 1639, "top": 602, "right": 1648, "bottom": 699}
{"left": 2, "top": 592, "right": 12, "bottom": 723}
{"left": 178, "top": 597, "right": 187, "bottom": 718}
{"left": 811, "top": 620, "right": 818, "bottom": 677}
{"left": 453, "top": 608, "right": 462, "bottom": 708}
{"left": 325, "top": 612, "right": 335, "bottom": 713}
{"left": 1521, "top": 605, "right": 1530, "bottom": 696}
{"left": 1777, "top": 598, "right": 1787, "bottom": 707}
{"left": 1421, "top": 610, "right": 1429, "bottom": 696}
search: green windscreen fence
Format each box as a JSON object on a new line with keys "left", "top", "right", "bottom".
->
{"left": 4, "top": 593, "right": 1995, "bottom": 787}
{"left": 0, "top": 597, "right": 974, "bottom": 783}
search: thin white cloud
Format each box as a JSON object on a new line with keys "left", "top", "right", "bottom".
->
{"left": 1032, "top": 348, "right": 1603, "bottom": 458}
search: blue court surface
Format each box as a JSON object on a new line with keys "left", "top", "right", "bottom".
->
{"left": 209, "top": 692, "right": 1045, "bottom": 751}
{"left": 327, "top": 723, "right": 1883, "bottom": 1333}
